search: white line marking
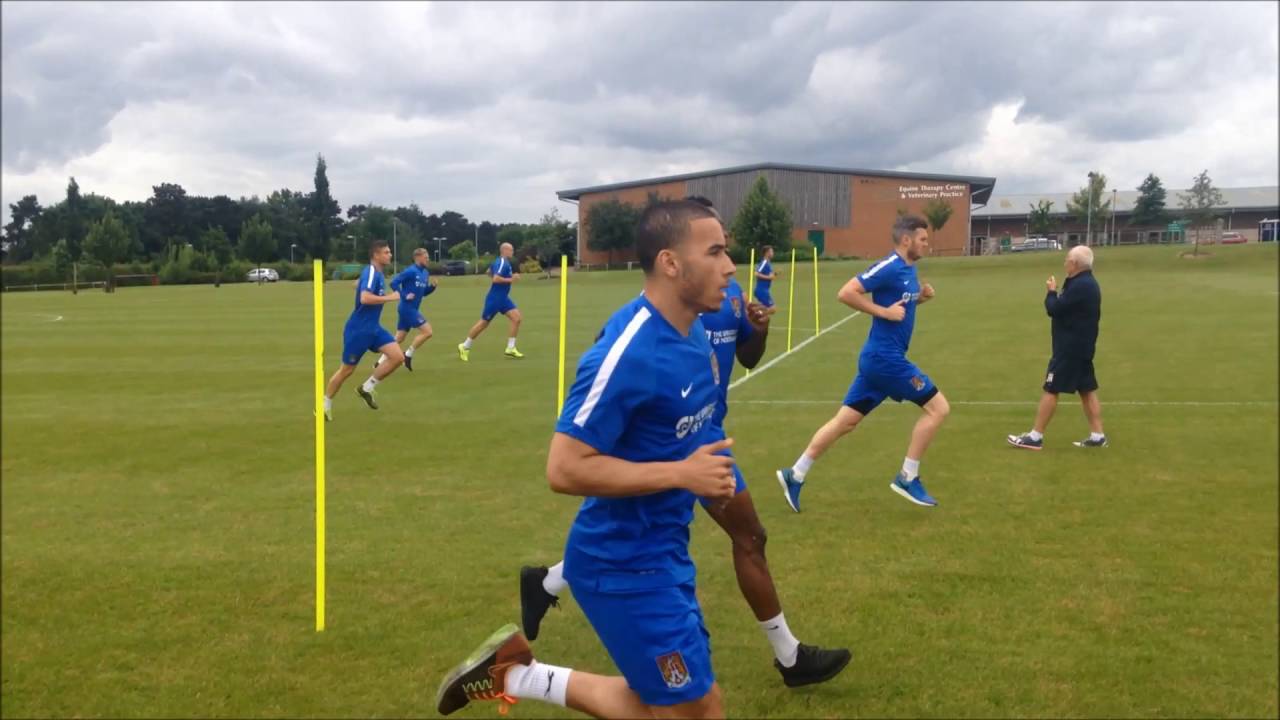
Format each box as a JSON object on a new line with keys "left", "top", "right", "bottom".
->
{"left": 728, "top": 312, "right": 862, "bottom": 392}
{"left": 738, "top": 399, "right": 1278, "bottom": 407}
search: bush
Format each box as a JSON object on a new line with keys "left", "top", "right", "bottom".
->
{"left": 519, "top": 257, "right": 543, "bottom": 274}
{"left": 476, "top": 254, "right": 497, "bottom": 273}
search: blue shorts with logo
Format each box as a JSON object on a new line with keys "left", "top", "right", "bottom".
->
{"left": 569, "top": 576, "right": 714, "bottom": 706}
{"left": 844, "top": 354, "right": 937, "bottom": 414}
{"left": 396, "top": 309, "right": 427, "bottom": 332}
{"left": 342, "top": 325, "right": 396, "bottom": 366}
{"left": 754, "top": 286, "right": 774, "bottom": 307}
{"left": 481, "top": 295, "right": 517, "bottom": 321}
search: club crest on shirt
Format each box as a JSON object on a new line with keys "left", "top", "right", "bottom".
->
{"left": 656, "top": 651, "right": 691, "bottom": 689}
{"left": 710, "top": 352, "right": 720, "bottom": 386}
{"left": 910, "top": 375, "right": 926, "bottom": 391}
{"left": 730, "top": 296, "right": 741, "bottom": 318}
{"left": 1045, "top": 372, "right": 1054, "bottom": 384}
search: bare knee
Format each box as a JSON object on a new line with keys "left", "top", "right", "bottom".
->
{"left": 732, "top": 523, "right": 768, "bottom": 560}
{"left": 649, "top": 683, "right": 723, "bottom": 719}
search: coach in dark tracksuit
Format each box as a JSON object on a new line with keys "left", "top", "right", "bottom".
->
{"left": 1007, "top": 245, "right": 1108, "bottom": 450}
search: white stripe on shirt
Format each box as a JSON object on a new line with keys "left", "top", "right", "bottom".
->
{"left": 757, "top": 260, "right": 768, "bottom": 273}
{"left": 364, "top": 265, "right": 376, "bottom": 290}
{"left": 860, "top": 254, "right": 899, "bottom": 279}
{"left": 573, "top": 307, "right": 652, "bottom": 427}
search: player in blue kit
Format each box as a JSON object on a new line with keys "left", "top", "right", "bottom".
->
{"left": 322, "top": 240, "right": 404, "bottom": 420}
{"left": 375, "top": 247, "right": 437, "bottom": 372}
{"left": 753, "top": 245, "right": 776, "bottom": 307}
{"left": 777, "top": 215, "right": 950, "bottom": 510}
{"left": 519, "top": 197, "right": 850, "bottom": 690}
{"left": 458, "top": 242, "right": 523, "bottom": 361}
{"left": 435, "top": 200, "right": 743, "bottom": 718}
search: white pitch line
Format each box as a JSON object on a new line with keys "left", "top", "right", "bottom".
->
{"left": 728, "top": 312, "right": 862, "bottom": 392}
{"left": 738, "top": 399, "right": 1278, "bottom": 407}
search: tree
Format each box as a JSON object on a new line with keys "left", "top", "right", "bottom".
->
{"left": 307, "top": 154, "right": 341, "bottom": 262}
{"left": 923, "top": 198, "right": 954, "bottom": 237}
{"left": 448, "top": 238, "right": 477, "bottom": 261}
{"left": 1028, "top": 199, "right": 1055, "bottom": 236}
{"left": 3, "top": 194, "right": 43, "bottom": 263}
{"left": 237, "top": 214, "right": 276, "bottom": 280}
{"left": 523, "top": 207, "right": 574, "bottom": 266}
{"left": 731, "top": 175, "right": 793, "bottom": 253}
{"left": 1065, "top": 172, "right": 1112, "bottom": 245}
{"left": 1130, "top": 173, "right": 1167, "bottom": 230}
{"left": 143, "top": 182, "right": 192, "bottom": 258}
{"left": 61, "top": 177, "right": 88, "bottom": 261}
{"left": 585, "top": 198, "right": 641, "bottom": 265}
{"left": 1178, "top": 169, "right": 1227, "bottom": 256}
{"left": 51, "top": 238, "right": 73, "bottom": 279}
{"left": 201, "top": 226, "right": 233, "bottom": 286}
{"left": 82, "top": 211, "right": 134, "bottom": 292}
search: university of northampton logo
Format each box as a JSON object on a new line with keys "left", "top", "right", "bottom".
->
{"left": 656, "top": 651, "right": 691, "bottom": 689}
{"left": 730, "top": 296, "right": 741, "bottom": 318}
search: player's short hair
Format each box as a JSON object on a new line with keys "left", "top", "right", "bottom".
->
{"left": 891, "top": 215, "right": 928, "bottom": 245}
{"left": 369, "top": 240, "right": 389, "bottom": 256}
{"left": 413, "top": 247, "right": 428, "bottom": 258}
{"left": 762, "top": 245, "right": 774, "bottom": 254}
{"left": 1070, "top": 245, "right": 1094, "bottom": 269}
{"left": 683, "top": 195, "right": 724, "bottom": 224}
{"left": 636, "top": 199, "right": 721, "bottom": 274}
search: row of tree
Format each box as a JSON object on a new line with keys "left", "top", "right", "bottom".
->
{"left": 2, "top": 154, "right": 581, "bottom": 283}
{"left": 1026, "top": 169, "right": 1228, "bottom": 249}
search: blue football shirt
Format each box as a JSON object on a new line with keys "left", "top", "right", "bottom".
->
{"left": 347, "top": 264, "right": 387, "bottom": 332}
{"left": 856, "top": 251, "right": 921, "bottom": 362}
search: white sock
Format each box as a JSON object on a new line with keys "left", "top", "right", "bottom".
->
{"left": 792, "top": 454, "right": 814, "bottom": 482}
{"left": 462, "top": 337, "right": 473, "bottom": 349}
{"left": 507, "top": 337, "right": 517, "bottom": 350}
{"left": 760, "top": 613, "right": 800, "bottom": 667}
{"left": 902, "top": 457, "right": 920, "bottom": 480}
{"left": 1090, "top": 432, "right": 1105, "bottom": 441}
{"left": 323, "top": 396, "right": 332, "bottom": 411}
{"left": 505, "top": 661, "right": 571, "bottom": 706}
{"left": 405, "top": 347, "right": 415, "bottom": 358}
{"left": 543, "top": 562, "right": 567, "bottom": 596}
{"left": 362, "top": 377, "right": 379, "bottom": 393}
{"left": 1028, "top": 430, "right": 1044, "bottom": 441}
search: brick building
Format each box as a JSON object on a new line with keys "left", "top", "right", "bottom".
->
{"left": 557, "top": 162, "right": 997, "bottom": 265}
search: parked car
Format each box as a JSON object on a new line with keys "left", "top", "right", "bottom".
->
{"left": 1220, "top": 231, "right": 1247, "bottom": 244}
{"left": 246, "top": 268, "right": 280, "bottom": 282}
{"left": 1010, "top": 237, "right": 1062, "bottom": 253}
{"left": 443, "top": 260, "right": 471, "bottom": 276}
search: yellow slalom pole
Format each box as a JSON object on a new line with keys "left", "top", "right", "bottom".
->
{"left": 786, "top": 248, "right": 796, "bottom": 352}
{"left": 746, "top": 247, "right": 756, "bottom": 377}
{"left": 557, "top": 255, "right": 568, "bottom": 416}
{"left": 312, "top": 259, "right": 326, "bottom": 632}
{"left": 813, "top": 247, "right": 820, "bottom": 338}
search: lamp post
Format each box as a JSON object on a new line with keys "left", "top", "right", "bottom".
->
{"left": 391, "top": 217, "right": 399, "bottom": 272}
{"left": 346, "top": 234, "right": 356, "bottom": 262}
{"left": 290, "top": 243, "right": 298, "bottom": 263}
{"left": 433, "top": 236, "right": 446, "bottom": 261}
{"left": 1110, "top": 189, "right": 1117, "bottom": 245}
{"left": 1085, "top": 172, "right": 1097, "bottom": 246}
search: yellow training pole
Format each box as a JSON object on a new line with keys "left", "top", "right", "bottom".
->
{"left": 557, "top": 255, "right": 568, "bottom": 416}
{"left": 313, "top": 259, "right": 326, "bottom": 632}
{"left": 813, "top": 248, "right": 820, "bottom": 337}
{"left": 746, "top": 247, "right": 756, "bottom": 377}
{"left": 786, "top": 248, "right": 796, "bottom": 352}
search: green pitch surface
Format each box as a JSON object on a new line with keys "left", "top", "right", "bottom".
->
{"left": 3, "top": 244, "right": 1276, "bottom": 718}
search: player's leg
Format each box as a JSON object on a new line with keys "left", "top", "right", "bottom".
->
{"left": 323, "top": 363, "right": 357, "bottom": 420}
{"left": 460, "top": 312, "right": 491, "bottom": 361}
{"left": 519, "top": 561, "right": 566, "bottom": 641}
{"left": 504, "top": 306, "right": 524, "bottom": 358}
{"left": 401, "top": 317, "right": 431, "bottom": 371}
{"left": 776, "top": 375, "right": 879, "bottom": 512}
{"left": 356, "top": 332, "right": 401, "bottom": 409}
{"left": 1074, "top": 363, "right": 1107, "bottom": 447}
{"left": 701, "top": 481, "right": 852, "bottom": 686}
{"left": 434, "top": 623, "right": 654, "bottom": 719}
{"left": 1009, "top": 357, "right": 1068, "bottom": 449}
{"left": 377, "top": 327, "right": 411, "bottom": 369}
{"left": 886, "top": 366, "right": 945, "bottom": 507}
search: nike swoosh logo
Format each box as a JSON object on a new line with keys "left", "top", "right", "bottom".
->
{"left": 766, "top": 625, "right": 779, "bottom": 630}
{"left": 681, "top": 384, "right": 693, "bottom": 397}
{"left": 545, "top": 670, "right": 554, "bottom": 696}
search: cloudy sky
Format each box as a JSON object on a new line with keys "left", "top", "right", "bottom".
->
{"left": 3, "top": 1, "right": 1277, "bottom": 225}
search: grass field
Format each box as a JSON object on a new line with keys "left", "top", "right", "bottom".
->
{"left": 2, "top": 243, "right": 1277, "bottom": 718}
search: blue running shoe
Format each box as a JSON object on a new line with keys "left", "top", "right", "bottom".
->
{"left": 890, "top": 472, "right": 936, "bottom": 507}
{"left": 776, "top": 468, "right": 804, "bottom": 513}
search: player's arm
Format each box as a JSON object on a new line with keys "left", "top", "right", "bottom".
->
{"left": 360, "top": 290, "right": 399, "bottom": 305}
{"left": 491, "top": 274, "right": 516, "bottom": 285}
{"left": 547, "top": 433, "right": 736, "bottom": 499}
{"left": 1044, "top": 276, "right": 1082, "bottom": 317}
{"left": 735, "top": 302, "right": 773, "bottom": 369}
{"left": 837, "top": 277, "right": 903, "bottom": 320}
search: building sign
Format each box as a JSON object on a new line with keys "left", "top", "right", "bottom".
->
{"left": 898, "top": 183, "right": 967, "bottom": 200}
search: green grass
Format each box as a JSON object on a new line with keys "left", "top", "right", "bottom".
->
{"left": 2, "top": 244, "right": 1277, "bottom": 718}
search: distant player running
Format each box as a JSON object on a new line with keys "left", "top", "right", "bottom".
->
{"left": 520, "top": 198, "right": 850, "bottom": 689}
{"left": 777, "top": 215, "right": 950, "bottom": 510}
{"left": 322, "top": 240, "right": 403, "bottom": 420}
{"left": 754, "top": 245, "right": 777, "bottom": 307}
{"left": 458, "top": 242, "right": 523, "bottom": 361}
{"left": 376, "top": 248, "right": 437, "bottom": 372}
